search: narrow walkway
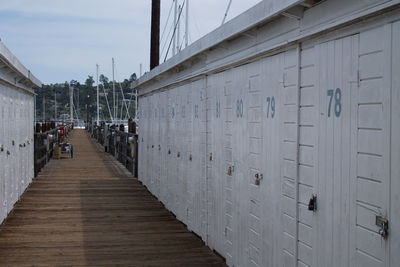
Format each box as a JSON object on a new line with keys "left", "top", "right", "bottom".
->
{"left": 0, "top": 130, "right": 225, "bottom": 266}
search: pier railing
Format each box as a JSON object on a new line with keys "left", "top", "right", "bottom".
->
{"left": 89, "top": 120, "right": 138, "bottom": 177}
{"left": 34, "top": 122, "right": 73, "bottom": 176}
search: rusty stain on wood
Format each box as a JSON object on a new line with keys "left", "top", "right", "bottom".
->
{"left": 0, "top": 130, "right": 226, "bottom": 266}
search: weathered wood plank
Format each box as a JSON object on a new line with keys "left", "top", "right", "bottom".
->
{"left": 0, "top": 130, "right": 226, "bottom": 266}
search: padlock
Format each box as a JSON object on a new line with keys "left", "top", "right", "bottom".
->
{"left": 255, "top": 173, "right": 263, "bottom": 185}
{"left": 308, "top": 194, "right": 317, "bottom": 211}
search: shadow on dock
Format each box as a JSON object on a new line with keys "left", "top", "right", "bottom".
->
{"left": 0, "top": 130, "right": 226, "bottom": 266}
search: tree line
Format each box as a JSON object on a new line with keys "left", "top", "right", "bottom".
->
{"left": 36, "top": 73, "right": 137, "bottom": 122}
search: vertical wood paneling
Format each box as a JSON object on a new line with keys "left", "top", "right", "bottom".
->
{"left": 0, "top": 84, "right": 35, "bottom": 225}
{"left": 136, "top": 18, "right": 399, "bottom": 267}
{"left": 280, "top": 47, "right": 299, "bottom": 267}
{"left": 390, "top": 20, "right": 400, "bottom": 267}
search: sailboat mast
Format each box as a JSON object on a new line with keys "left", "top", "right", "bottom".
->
{"left": 185, "top": 0, "right": 189, "bottom": 48}
{"left": 112, "top": 58, "right": 116, "bottom": 124}
{"left": 222, "top": 0, "right": 233, "bottom": 25}
{"left": 173, "top": 0, "right": 177, "bottom": 56}
{"left": 96, "top": 64, "right": 100, "bottom": 125}
{"left": 69, "top": 86, "right": 73, "bottom": 123}
{"left": 177, "top": 4, "right": 181, "bottom": 52}
{"left": 54, "top": 89, "right": 57, "bottom": 122}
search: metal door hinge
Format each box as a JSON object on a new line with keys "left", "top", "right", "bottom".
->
{"left": 308, "top": 194, "right": 317, "bottom": 211}
{"left": 376, "top": 215, "right": 389, "bottom": 239}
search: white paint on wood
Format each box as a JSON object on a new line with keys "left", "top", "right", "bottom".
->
{"left": 137, "top": 9, "right": 400, "bottom": 267}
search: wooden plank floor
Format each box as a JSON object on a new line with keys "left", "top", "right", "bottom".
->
{"left": 0, "top": 130, "right": 226, "bottom": 266}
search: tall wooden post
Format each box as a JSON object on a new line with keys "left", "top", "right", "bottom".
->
{"left": 150, "top": 0, "right": 160, "bottom": 70}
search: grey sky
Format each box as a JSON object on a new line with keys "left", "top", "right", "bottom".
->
{"left": 0, "top": 0, "right": 262, "bottom": 84}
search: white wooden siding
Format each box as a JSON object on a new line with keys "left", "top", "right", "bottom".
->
{"left": 0, "top": 84, "right": 35, "bottom": 225}
{"left": 137, "top": 15, "right": 400, "bottom": 267}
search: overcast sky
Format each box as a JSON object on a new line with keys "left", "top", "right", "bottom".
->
{"left": 0, "top": 0, "right": 262, "bottom": 84}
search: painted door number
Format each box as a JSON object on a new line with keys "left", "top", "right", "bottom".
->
{"left": 327, "top": 88, "right": 342, "bottom": 117}
{"left": 266, "top": 96, "right": 275, "bottom": 118}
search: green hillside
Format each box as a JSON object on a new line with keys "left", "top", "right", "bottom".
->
{"left": 35, "top": 73, "right": 137, "bottom": 122}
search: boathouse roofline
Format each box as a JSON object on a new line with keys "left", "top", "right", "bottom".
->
{"left": 132, "top": 0, "right": 400, "bottom": 96}
{"left": 0, "top": 40, "right": 42, "bottom": 92}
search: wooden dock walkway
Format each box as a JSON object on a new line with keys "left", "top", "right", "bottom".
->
{"left": 0, "top": 130, "right": 226, "bottom": 266}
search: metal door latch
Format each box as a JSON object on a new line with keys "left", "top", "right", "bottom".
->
{"left": 308, "top": 194, "right": 317, "bottom": 211}
{"left": 255, "top": 173, "right": 263, "bottom": 185}
{"left": 227, "top": 166, "right": 234, "bottom": 176}
{"left": 376, "top": 216, "right": 389, "bottom": 239}
{"left": 209, "top": 153, "right": 213, "bottom": 161}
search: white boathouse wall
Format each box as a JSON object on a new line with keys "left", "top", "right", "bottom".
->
{"left": 0, "top": 41, "right": 41, "bottom": 225}
{"left": 134, "top": 0, "right": 400, "bottom": 266}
